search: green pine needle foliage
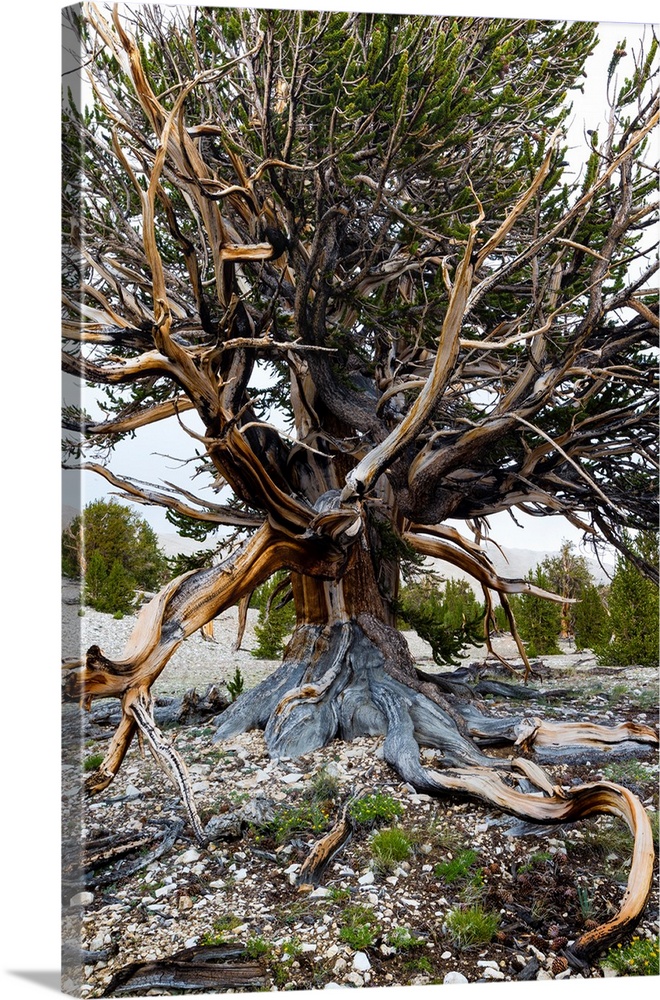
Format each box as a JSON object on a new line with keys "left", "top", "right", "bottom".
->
{"left": 595, "top": 532, "right": 659, "bottom": 668}
{"left": 398, "top": 577, "right": 484, "bottom": 665}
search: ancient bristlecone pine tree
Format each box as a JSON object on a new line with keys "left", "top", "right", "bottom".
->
{"left": 62, "top": 6, "right": 659, "bottom": 959}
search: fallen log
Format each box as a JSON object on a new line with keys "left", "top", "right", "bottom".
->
{"left": 101, "top": 943, "right": 266, "bottom": 996}
{"left": 88, "top": 684, "right": 229, "bottom": 730}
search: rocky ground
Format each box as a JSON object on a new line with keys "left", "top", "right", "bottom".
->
{"left": 62, "top": 585, "right": 659, "bottom": 996}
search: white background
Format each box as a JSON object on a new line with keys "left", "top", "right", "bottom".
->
{"left": 1, "top": 3, "right": 657, "bottom": 999}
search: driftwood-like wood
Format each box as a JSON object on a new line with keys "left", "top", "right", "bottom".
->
{"left": 296, "top": 797, "right": 354, "bottom": 887}
{"left": 101, "top": 944, "right": 266, "bottom": 996}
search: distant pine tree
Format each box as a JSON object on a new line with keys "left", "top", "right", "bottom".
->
{"left": 509, "top": 567, "right": 562, "bottom": 656}
{"left": 595, "top": 532, "right": 659, "bottom": 667}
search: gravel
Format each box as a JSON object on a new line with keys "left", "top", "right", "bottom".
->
{"left": 62, "top": 582, "right": 659, "bottom": 996}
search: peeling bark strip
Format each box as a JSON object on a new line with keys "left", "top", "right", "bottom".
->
{"left": 129, "top": 697, "right": 208, "bottom": 845}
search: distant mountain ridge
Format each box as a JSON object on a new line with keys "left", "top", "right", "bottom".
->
{"left": 480, "top": 541, "right": 614, "bottom": 586}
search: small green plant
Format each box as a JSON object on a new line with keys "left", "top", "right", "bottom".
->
{"left": 602, "top": 936, "right": 659, "bottom": 976}
{"left": 306, "top": 766, "right": 340, "bottom": 803}
{"left": 200, "top": 914, "right": 244, "bottom": 944}
{"left": 387, "top": 926, "right": 421, "bottom": 950}
{"left": 327, "top": 887, "right": 351, "bottom": 903}
{"left": 404, "top": 955, "right": 433, "bottom": 975}
{"left": 578, "top": 817, "right": 634, "bottom": 879}
{"left": 339, "top": 904, "right": 381, "bottom": 950}
{"left": 83, "top": 753, "right": 105, "bottom": 772}
{"left": 459, "top": 868, "right": 486, "bottom": 906}
{"left": 281, "top": 938, "right": 303, "bottom": 959}
{"left": 245, "top": 936, "right": 271, "bottom": 959}
{"left": 608, "top": 683, "right": 629, "bottom": 704}
{"left": 370, "top": 827, "right": 413, "bottom": 871}
{"left": 518, "top": 851, "right": 552, "bottom": 874}
{"left": 226, "top": 666, "right": 245, "bottom": 702}
{"left": 423, "top": 820, "right": 464, "bottom": 854}
{"left": 269, "top": 939, "right": 303, "bottom": 988}
{"left": 434, "top": 849, "right": 478, "bottom": 883}
{"left": 78, "top": 608, "right": 86, "bottom": 616}
{"left": 445, "top": 905, "right": 499, "bottom": 949}
{"left": 267, "top": 802, "right": 328, "bottom": 844}
{"left": 576, "top": 886, "right": 594, "bottom": 920}
{"left": 349, "top": 792, "right": 404, "bottom": 825}
{"left": 602, "top": 760, "right": 652, "bottom": 785}
{"left": 113, "top": 610, "right": 124, "bottom": 619}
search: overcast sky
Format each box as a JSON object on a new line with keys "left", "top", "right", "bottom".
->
{"left": 62, "top": 10, "right": 654, "bottom": 557}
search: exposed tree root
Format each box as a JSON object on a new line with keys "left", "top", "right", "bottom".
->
{"left": 65, "top": 567, "right": 657, "bottom": 961}
{"left": 213, "top": 618, "right": 656, "bottom": 959}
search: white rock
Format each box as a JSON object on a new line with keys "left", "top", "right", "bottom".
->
{"left": 326, "top": 945, "right": 340, "bottom": 959}
{"left": 309, "top": 887, "right": 331, "bottom": 898}
{"left": 125, "top": 784, "right": 141, "bottom": 798}
{"left": 353, "top": 952, "right": 371, "bottom": 972}
{"left": 333, "top": 958, "right": 347, "bottom": 974}
{"left": 477, "top": 960, "right": 499, "bottom": 969}
{"left": 555, "top": 969, "right": 572, "bottom": 980}
{"left": 441, "top": 951, "right": 452, "bottom": 960}
{"left": 234, "top": 868, "right": 248, "bottom": 881}
{"left": 281, "top": 772, "right": 304, "bottom": 784}
{"left": 154, "top": 884, "right": 176, "bottom": 898}
{"left": 177, "top": 849, "right": 200, "bottom": 865}
{"left": 444, "top": 971, "right": 469, "bottom": 984}
{"left": 70, "top": 892, "right": 94, "bottom": 907}
{"left": 184, "top": 937, "right": 198, "bottom": 949}
{"left": 323, "top": 983, "right": 344, "bottom": 989}
{"left": 192, "top": 781, "right": 209, "bottom": 792}
{"left": 358, "top": 871, "right": 375, "bottom": 886}
{"left": 301, "top": 943, "right": 317, "bottom": 953}
{"left": 537, "top": 970, "right": 553, "bottom": 980}
{"left": 346, "top": 971, "right": 364, "bottom": 986}
{"left": 483, "top": 967, "right": 505, "bottom": 980}
{"left": 602, "top": 967, "right": 619, "bottom": 978}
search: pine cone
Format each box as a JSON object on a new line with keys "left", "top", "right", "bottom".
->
{"left": 551, "top": 936, "right": 569, "bottom": 952}
{"left": 530, "top": 934, "right": 546, "bottom": 949}
{"left": 552, "top": 956, "right": 569, "bottom": 976}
